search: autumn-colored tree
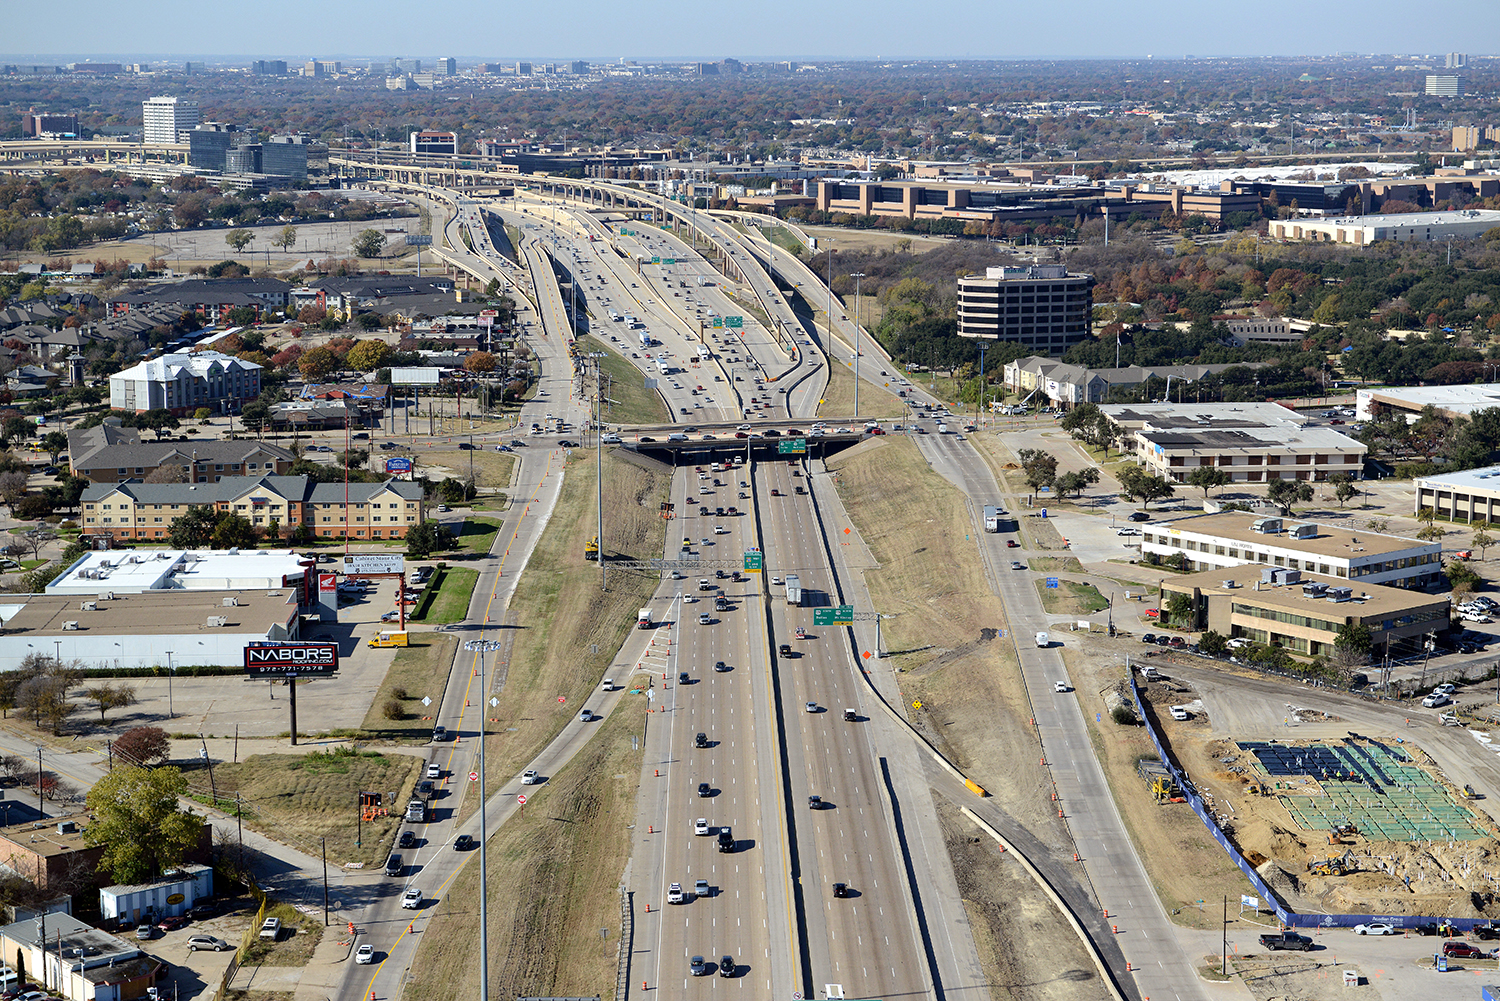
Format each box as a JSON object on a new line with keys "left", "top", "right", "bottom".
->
{"left": 346, "top": 339, "right": 392, "bottom": 372}
{"left": 271, "top": 344, "right": 304, "bottom": 369}
{"left": 464, "top": 351, "right": 497, "bottom": 374}
{"left": 299, "top": 346, "right": 339, "bottom": 381}
{"left": 112, "top": 726, "right": 171, "bottom": 766}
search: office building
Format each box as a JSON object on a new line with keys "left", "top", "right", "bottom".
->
{"left": 251, "top": 60, "right": 287, "bottom": 75}
{"left": 81, "top": 475, "right": 425, "bottom": 542}
{"left": 393, "top": 58, "right": 421, "bottom": 74}
{"left": 956, "top": 265, "right": 1093, "bottom": 356}
{"left": 141, "top": 96, "right": 199, "bottom": 145}
{"left": 1269, "top": 208, "right": 1500, "bottom": 245}
{"left": 226, "top": 145, "right": 260, "bottom": 174}
{"left": 1001, "top": 357, "right": 1262, "bottom": 410}
{"left": 21, "top": 109, "right": 77, "bottom": 138}
{"left": 187, "top": 122, "right": 244, "bottom": 170}
{"left": 1139, "top": 513, "right": 1442, "bottom": 590}
{"left": 67, "top": 421, "right": 293, "bottom": 483}
{"left": 261, "top": 135, "right": 309, "bottom": 180}
{"left": 435, "top": 57, "right": 456, "bottom": 76}
{"left": 1426, "top": 75, "right": 1463, "bottom": 97}
{"left": 303, "top": 60, "right": 340, "bottom": 77}
{"left": 1159, "top": 564, "right": 1449, "bottom": 659}
{"left": 1448, "top": 53, "right": 1468, "bottom": 69}
{"left": 409, "top": 131, "right": 458, "bottom": 156}
{"left": 568, "top": 60, "right": 589, "bottom": 74}
{"left": 108, "top": 350, "right": 262, "bottom": 415}
{"left": 516, "top": 61, "right": 532, "bottom": 75}
{"left": 1102, "top": 401, "right": 1367, "bottom": 483}
{"left": 47, "top": 548, "right": 311, "bottom": 596}
{"left": 1356, "top": 383, "right": 1500, "bottom": 424}
{"left": 1412, "top": 463, "right": 1500, "bottom": 525}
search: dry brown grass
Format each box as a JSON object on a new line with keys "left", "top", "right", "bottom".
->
{"left": 421, "top": 449, "right": 516, "bottom": 494}
{"left": 816, "top": 355, "right": 908, "bottom": 420}
{"left": 405, "top": 668, "right": 643, "bottom": 1001}
{"left": 358, "top": 634, "right": 459, "bottom": 739}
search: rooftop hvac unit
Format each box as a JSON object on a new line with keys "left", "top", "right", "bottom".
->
{"left": 97, "top": 592, "right": 113, "bottom": 601}
{"left": 1222, "top": 580, "right": 1237, "bottom": 589}
{"left": 61, "top": 621, "right": 79, "bottom": 630}
{"left": 1283, "top": 569, "right": 1302, "bottom": 584}
{"left": 1250, "top": 518, "right": 1283, "bottom": 534}
{"left": 57, "top": 821, "right": 77, "bottom": 834}
{"left": 79, "top": 601, "right": 97, "bottom": 612}
{"left": 1289, "top": 523, "right": 1318, "bottom": 539}
{"left": 1303, "top": 582, "right": 1328, "bottom": 596}
{"left": 222, "top": 596, "right": 239, "bottom": 607}
{"left": 1327, "top": 586, "right": 1354, "bottom": 602}
{"left": 1261, "top": 567, "right": 1276, "bottom": 583}
{"left": 206, "top": 615, "right": 228, "bottom": 628}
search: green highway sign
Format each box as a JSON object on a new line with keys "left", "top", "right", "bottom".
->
{"left": 651, "top": 256, "right": 660, "bottom": 264}
{"left": 726, "top": 315, "right": 743, "bottom": 329}
{"left": 778, "top": 439, "right": 807, "bottom": 454}
{"left": 813, "top": 605, "right": 854, "bottom": 626}
{"left": 664, "top": 258, "right": 676, "bottom": 265}
{"left": 743, "top": 551, "right": 763, "bottom": 572}
{"left": 712, "top": 317, "right": 724, "bottom": 328}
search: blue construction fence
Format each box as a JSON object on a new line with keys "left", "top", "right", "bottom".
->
{"left": 1128, "top": 672, "right": 1492, "bottom": 934}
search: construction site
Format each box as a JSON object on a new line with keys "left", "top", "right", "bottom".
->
{"left": 1139, "top": 675, "right": 1500, "bottom": 922}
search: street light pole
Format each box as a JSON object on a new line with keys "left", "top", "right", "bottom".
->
{"left": 165, "top": 650, "right": 174, "bottom": 719}
{"left": 849, "top": 272, "right": 866, "bottom": 419}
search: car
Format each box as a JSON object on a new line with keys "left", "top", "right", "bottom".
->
{"left": 432, "top": 726, "right": 448, "bottom": 742}
{"left": 832, "top": 882, "right": 848, "bottom": 898}
{"left": 805, "top": 701, "right": 818, "bottom": 713}
{"left": 1054, "top": 682, "right": 1070, "bottom": 693}
{"left": 1168, "top": 636, "right": 1186, "bottom": 648}
{"left": 1006, "top": 539, "right": 1019, "bottom": 548}
{"left": 1128, "top": 511, "right": 1151, "bottom": 522}
{"left": 157, "top": 914, "right": 189, "bottom": 931}
{"left": 1423, "top": 693, "right": 1451, "bottom": 708}
{"left": 578, "top": 708, "right": 594, "bottom": 722}
{"left": 1442, "top": 940, "right": 1485, "bottom": 958}
{"left": 1169, "top": 705, "right": 1191, "bottom": 721}
{"left": 1153, "top": 634, "right": 1171, "bottom": 646}
{"left": 426, "top": 763, "right": 441, "bottom": 780}
{"left": 1142, "top": 633, "right": 1157, "bottom": 644}
{"left": 1117, "top": 527, "right": 1142, "bottom": 536}
{"left": 695, "top": 818, "right": 710, "bottom": 835}
{"left": 522, "top": 769, "right": 540, "bottom": 785}
{"left": 694, "top": 878, "right": 710, "bottom": 898}
{"left": 771, "top": 576, "right": 783, "bottom": 586}
{"left": 399, "top": 830, "right": 417, "bottom": 849}
{"left": 1436, "top": 683, "right": 1457, "bottom": 696}
{"left": 696, "top": 732, "right": 708, "bottom": 748}
{"left": 187, "top": 902, "right": 218, "bottom": 920}
{"left": 1010, "top": 560, "right": 1025, "bottom": 570}
{"left": 1351, "top": 920, "right": 1400, "bottom": 936}
{"left": 808, "top": 794, "right": 823, "bottom": 809}
{"left": 667, "top": 883, "right": 686, "bottom": 904}
{"left": 718, "top": 828, "right": 734, "bottom": 852}
{"left": 690, "top": 955, "right": 707, "bottom": 976}
{"left": 380, "top": 610, "right": 400, "bottom": 622}
{"left": 713, "top": 525, "right": 729, "bottom": 534}
{"left": 698, "top": 782, "right": 712, "bottom": 797}
{"left": 714, "top": 660, "right": 728, "bottom": 672}
{"left": 401, "top": 888, "right": 423, "bottom": 909}
{"left": 355, "top": 944, "right": 375, "bottom": 965}
{"left": 259, "top": 917, "right": 281, "bottom": 940}
{"left": 719, "top": 954, "right": 734, "bottom": 978}
{"left": 699, "top": 612, "right": 711, "bottom": 625}
{"left": 639, "top": 436, "right": 655, "bottom": 443}
{"left": 454, "top": 835, "right": 474, "bottom": 851}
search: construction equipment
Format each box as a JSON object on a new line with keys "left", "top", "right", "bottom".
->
{"left": 1137, "top": 758, "right": 1182, "bottom": 802}
{"left": 1327, "top": 821, "right": 1358, "bottom": 844}
{"left": 1308, "top": 855, "right": 1356, "bottom": 877}
{"left": 1463, "top": 784, "right": 1481, "bottom": 800}
{"left": 584, "top": 535, "right": 599, "bottom": 561}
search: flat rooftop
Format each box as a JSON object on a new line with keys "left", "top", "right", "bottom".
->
{"left": 0, "top": 813, "right": 92, "bottom": 858}
{"left": 1165, "top": 564, "right": 1448, "bottom": 619}
{"left": 1323, "top": 208, "right": 1500, "bottom": 228}
{"left": 1101, "top": 402, "right": 1311, "bottom": 429}
{"left": 1136, "top": 423, "right": 1362, "bottom": 451}
{"left": 1360, "top": 383, "right": 1500, "bottom": 417}
{"left": 48, "top": 548, "right": 309, "bottom": 594}
{"left": 1414, "top": 463, "right": 1500, "bottom": 492}
{"left": 1146, "top": 512, "right": 1431, "bottom": 560}
{"left": 0, "top": 589, "right": 298, "bottom": 636}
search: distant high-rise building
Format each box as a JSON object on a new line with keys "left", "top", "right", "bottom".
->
{"left": 1447, "top": 53, "right": 1468, "bottom": 69}
{"left": 435, "top": 57, "right": 456, "bottom": 76}
{"left": 251, "top": 60, "right": 287, "bottom": 75}
{"left": 516, "top": 61, "right": 532, "bottom": 76}
{"left": 393, "top": 58, "right": 421, "bottom": 74}
{"left": 957, "top": 265, "right": 1094, "bottom": 357}
{"left": 1426, "top": 74, "right": 1463, "bottom": 97}
{"left": 261, "top": 136, "right": 309, "bottom": 180}
{"left": 188, "top": 122, "right": 244, "bottom": 170}
{"left": 225, "top": 145, "right": 261, "bottom": 174}
{"left": 142, "top": 96, "right": 199, "bottom": 145}
{"left": 22, "top": 109, "right": 78, "bottom": 138}
{"left": 303, "top": 60, "right": 341, "bottom": 77}
{"left": 184, "top": 61, "right": 204, "bottom": 74}
{"left": 694, "top": 63, "right": 719, "bottom": 76}
{"left": 568, "top": 60, "right": 589, "bottom": 75}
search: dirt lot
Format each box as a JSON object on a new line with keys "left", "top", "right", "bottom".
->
{"left": 828, "top": 436, "right": 1096, "bottom": 998}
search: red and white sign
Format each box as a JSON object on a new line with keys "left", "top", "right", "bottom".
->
{"left": 516, "top": 794, "right": 527, "bottom": 806}
{"left": 318, "top": 573, "right": 337, "bottom": 594}
{"left": 469, "top": 771, "right": 479, "bottom": 782}
{"left": 557, "top": 695, "right": 566, "bottom": 703}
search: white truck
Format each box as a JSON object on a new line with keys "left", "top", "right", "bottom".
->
{"left": 1035, "top": 631, "right": 1049, "bottom": 648}
{"left": 785, "top": 574, "right": 802, "bottom": 607}
{"left": 696, "top": 344, "right": 711, "bottom": 361}
{"left": 637, "top": 607, "right": 652, "bottom": 629}
{"left": 983, "top": 505, "right": 1008, "bottom": 533}
{"left": 638, "top": 331, "right": 651, "bottom": 348}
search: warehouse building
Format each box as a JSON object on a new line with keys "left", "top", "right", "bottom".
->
{"left": 1356, "top": 383, "right": 1500, "bottom": 423}
{"left": 45, "top": 548, "right": 311, "bottom": 597}
{"left": 1269, "top": 208, "right": 1500, "bottom": 245}
{"left": 1159, "top": 563, "right": 1450, "bottom": 659}
{"left": 1140, "top": 513, "right": 1443, "bottom": 590}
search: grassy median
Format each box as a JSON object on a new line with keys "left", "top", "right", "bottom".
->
{"left": 358, "top": 633, "right": 459, "bottom": 740}
{"left": 574, "top": 333, "right": 670, "bottom": 426}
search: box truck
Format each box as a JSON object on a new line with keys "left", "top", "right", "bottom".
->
{"left": 637, "top": 607, "right": 652, "bottom": 629}
{"left": 785, "top": 574, "right": 802, "bottom": 606}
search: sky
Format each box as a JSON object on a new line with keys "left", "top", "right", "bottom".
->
{"left": 5, "top": 0, "right": 1499, "bottom": 62}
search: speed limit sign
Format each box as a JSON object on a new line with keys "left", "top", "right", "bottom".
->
{"left": 517, "top": 794, "right": 527, "bottom": 805}
{"left": 469, "top": 771, "right": 478, "bottom": 782}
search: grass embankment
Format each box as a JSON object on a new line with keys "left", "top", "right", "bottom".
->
{"left": 423, "top": 449, "right": 516, "bottom": 497}
{"left": 209, "top": 748, "right": 425, "bottom": 868}
{"left": 766, "top": 224, "right": 806, "bottom": 253}
{"left": 1069, "top": 651, "right": 1255, "bottom": 929}
{"left": 235, "top": 899, "right": 326, "bottom": 970}
{"left": 360, "top": 633, "right": 459, "bottom": 739}
{"left": 453, "top": 517, "right": 504, "bottom": 557}
{"left": 406, "top": 447, "right": 668, "bottom": 997}
{"left": 827, "top": 436, "right": 1087, "bottom": 985}
{"left": 411, "top": 567, "right": 479, "bottom": 624}
{"left": 816, "top": 353, "right": 907, "bottom": 421}
{"left": 1035, "top": 579, "right": 1109, "bottom": 615}
{"left": 573, "top": 333, "right": 670, "bottom": 425}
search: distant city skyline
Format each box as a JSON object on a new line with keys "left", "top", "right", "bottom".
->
{"left": 4, "top": 0, "right": 1499, "bottom": 62}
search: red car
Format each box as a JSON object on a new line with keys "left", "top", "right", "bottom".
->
{"left": 1006, "top": 540, "right": 1019, "bottom": 548}
{"left": 157, "top": 914, "right": 190, "bottom": 931}
{"left": 1442, "top": 940, "right": 1485, "bottom": 958}
{"left": 1144, "top": 608, "right": 1160, "bottom": 619}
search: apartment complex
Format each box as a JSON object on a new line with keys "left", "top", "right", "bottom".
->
{"left": 108, "top": 277, "right": 292, "bottom": 323}
{"left": 67, "top": 427, "right": 294, "bottom": 483}
{"left": 81, "top": 475, "right": 425, "bottom": 541}
{"left": 1140, "top": 513, "right": 1442, "bottom": 590}
{"left": 1002, "top": 356, "right": 1262, "bottom": 409}
{"left": 956, "top": 265, "right": 1093, "bottom": 356}
{"left": 1413, "top": 464, "right": 1500, "bottom": 524}
{"left": 1102, "top": 402, "right": 1367, "bottom": 483}
{"left": 1269, "top": 208, "right": 1500, "bottom": 244}
{"left": 1160, "top": 564, "right": 1449, "bottom": 659}
{"left": 141, "top": 96, "right": 199, "bottom": 145}
{"left": 109, "top": 350, "right": 263, "bottom": 415}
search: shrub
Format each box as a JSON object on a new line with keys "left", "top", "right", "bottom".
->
{"left": 390, "top": 686, "right": 408, "bottom": 701}
{"left": 1111, "top": 704, "right": 1138, "bottom": 725}
{"left": 382, "top": 699, "right": 405, "bottom": 721}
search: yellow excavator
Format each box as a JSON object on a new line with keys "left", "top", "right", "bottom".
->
{"left": 584, "top": 535, "right": 599, "bottom": 561}
{"left": 1308, "top": 855, "right": 1356, "bottom": 877}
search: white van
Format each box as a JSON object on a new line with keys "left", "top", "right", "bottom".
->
{"left": 1035, "top": 631, "right": 1049, "bottom": 648}
{"left": 667, "top": 433, "right": 688, "bottom": 442}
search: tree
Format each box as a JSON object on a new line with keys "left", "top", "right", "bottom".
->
{"left": 1417, "top": 524, "right": 1446, "bottom": 543}
{"left": 113, "top": 725, "right": 171, "bottom": 766}
{"left": 1198, "top": 630, "right": 1228, "bottom": 656}
{"left": 1058, "top": 403, "right": 1121, "bottom": 456}
{"left": 167, "top": 505, "right": 220, "bottom": 549}
{"left": 1054, "top": 467, "right": 1101, "bottom": 499}
{"left": 0, "top": 471, "right": 28, "bottom": 514}
{"left": 1266, "top": 478, "right": 1314, "bottom": 517}
{"left": 84, "top": 766, "right": 205, "bottom": 884}
{"left": 1117, "top": 465, "right": 1176, "bottom": 509}
{"left": 1334, "top": 621, "right": 1373, "bottom": 656}
{"left": 143, "top": 464, "right": 188, "bottom": 484}
{"left": 405, "top": 520, "right": 454, "bottom": 559}
{"left": 240, "top": 400, "right": 272, "bottom": 436}
{"left": 298, "top": 346, "right": 339, "bottom": 381}
{"left": 1185, "top": 465, "right": 1230, "bottom": 498}
{"left": 1016, "top": 448, "right": 1057, "bottom": 500}
{"left": 1163, "top": 592, "right": 1194, "bottom": 628}
{"left": 464, "top": 351, "right": 497, "bottom": 374}
{"left": 1329, "top": 472, "right": 1359, "bottom": 508}
{"left": 40, "top": 431, "right": 68, "bottom": 465}
{"left": 210, "top": 512, "right": 258, "bottom": 550}
{"left": 275, "top": 225, "right": 298, "bottom": 252}
{"left": 84, "top": 682, "right": 137, "bottom": 722}
{"left": 352, "top": 229, "right": 387, "bottom": 258}
{"left": 1445, "top": 559, "right": 1481, "bottom": 590}
{"left": 15, "top": 665, "right": 75, "bottom": 735}
{"left": 1474, "top": 521, "right": 1496, "bottom": 561}
{"left": 345, "top": 339, "right": 392, "bottom": 373}
{"left": 225, "top": 229, "right": 254, "bottom": 254}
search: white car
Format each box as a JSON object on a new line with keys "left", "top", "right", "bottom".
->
{"left": 736, "top": 424, "right": 752, "bottom": 431}
{"left": 355, "top": 944, "right": 375, "bottom": 964}
{"left": 667, "top": 882, "right": 685, "bottom": 904}
{"left": 1053, "top": 682, "right": 1070, "bottom": 693}
{"left": 713, "top": 526, "right": 729, "bottom": 534}
{"left": 401, "top": 887, "right": 422, "bottom": 909}
{"left": 694, "top": 818, "right": 710, "bottom": 835}
{"left": 521, "top": 769, "right": 540, "bottom": 785}
{"left": 1435, "top": 683, "right": 1457, "bottom": 696}
{"left": 770, "top": 577, "right": 783, "bottom": 586}
{"left": 1353, "top": 921, "right": 1399, "bottom": 935}
{"left": 805, "top": 701, "right": 818, "bottom": 713}
{"left": 1423, "top": 693, "right": 1451, "bottom": 708}
{"left": 1169, "top": 705, "right": 1191, "bottom": 721}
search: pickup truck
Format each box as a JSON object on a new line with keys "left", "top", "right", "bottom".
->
{"left": 1259, "top": 931, "right": 1313, "bottom": 951}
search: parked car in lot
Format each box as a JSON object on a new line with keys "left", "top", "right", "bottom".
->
{"left": 1442, "top": 940, "right": 1485, "bottom": 958}
{"left": 259, "top": 917, "right": 281, "bottom": 940}
{"left": 188, "top": 935, "right": 230, "bottom": 952}
{"left": 157, "top": 914, "right": 189, "bottom": 931}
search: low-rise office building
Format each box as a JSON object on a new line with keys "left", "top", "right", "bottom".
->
{"left": 67, "top": 424, "right": 293, "bottom": 483}
{"left": 956, "top": 265, "right": 1093, "bottom": 356}
{"left": 1269, "top": 208, "right": 1500, "bottom": 245}
{"left": 1413, "top": 463, "right": 1500, "bottom": 524}
{"left": 1356, "top": 383, "right": 1500, "bottom": 423}
{"left": 0, "top": 909, "right": 157, "bottom": 1001}
{"left": 81, "top": 475, "right": 424, "bottom": 541}
{"left": 46, "top": 548, "right": 311, "bottom": 598}
{"left": 1159, "top": 563, "right": 1450, "bottom": 659}
{"left": 1002, "top": 357, "right": 1262, "bottom": 409}
{"left": 1140, "top": 513, "right": 1443, "bottom": 590}
{"left": 1102, "top": 402, "right": 1366, "bottom": 483}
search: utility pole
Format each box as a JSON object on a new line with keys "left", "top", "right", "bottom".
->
{"left": 850, "top": 272, "right": 866, "bottom": 419}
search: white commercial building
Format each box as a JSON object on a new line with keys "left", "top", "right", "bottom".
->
{"left": 1357, "top": 383, "right": 1500, "bottom": 422}
{"left": 141, "top": 95, "right": 199, "bottom": 145}
{"left": 0, "top": 589, "right": 302, "bottom": 672}
{"left": 46, "top": 549, "right": 311, "bottom": 597}
{"left": 1139, "top": 512, "right": 1443, "bottom": 590}
{"left": 1414, "top": 463, "right": 1500, "bottom": 524}
{"left": 1269, "top": 208, "right": 1500, "bottom": 245}
{"left": 108, "top": 350, "right": 261, "bottom": 415}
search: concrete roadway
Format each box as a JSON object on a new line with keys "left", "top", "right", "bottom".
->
{"left": 910, "top": 426, "right": 1209, "bottom": 1001}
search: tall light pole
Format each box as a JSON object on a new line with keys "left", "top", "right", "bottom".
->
{"left": 464, "top": 638, "right": 501, "bottom": 1001}
{"left": 165, "top": 650, "right": 174, "bottom": 719}
{"left": 849, "top": 272, "right": 866, "bottom": 419}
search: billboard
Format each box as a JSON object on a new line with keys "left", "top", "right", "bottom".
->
{"left": 244, "top": 643, "right": 340, "bottom": 675}
{"left": 388, "top": 367, "right": 442, "bottom": 386}
{"left": 343, "top": 554, "right": 405, "bottom": 575}
{"left": 385, "top": 457, "right": 413, "bottom": 474}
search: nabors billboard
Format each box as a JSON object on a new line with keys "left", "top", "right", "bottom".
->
{"left": 244, "top": 643, "right": 340, "bottom": 675}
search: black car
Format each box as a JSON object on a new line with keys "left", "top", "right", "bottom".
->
{"left": 719, "top": 955, "right": 734, "bottom": 978}
{"left": 808, "top": 794, "right": 823, "bottom": 809}
{"left": 698, "top": 782, "right": 712, "bottom": 797}
{"left": 832, "top": 882, "right": 848, "bottom": 898}
{"left": 398, "top": 830, "right": 417, "bottom": 849}
{"left": 1128, "top": 511, "right": 1151, "bottom": 522}
{"left": 639, "top": 436, "right": 656, "bottom": 443}
{"left": 559, "top": 440, "right": 579, "bottom": 448}
{"left": 454, "top": 835, "right": 474, "bottom": 851}
{"left": 458, "top": 442, "right": 475, "bottom": 450}
{"left": 1142, "top": 633, "right": 1157, "bottom": 644}
{"left": 678, "top": 671, "right": 691, "bottom": 685}
{"left": 717, "top": 828, "right": 734, "bottom": 852}
{"left": 1154, "top": 634, "right": 1171, "bottom": 646}
{"left": 695, "top": 732, "right": 708, "bottom": 747}
{"left": 763, "top": 429, "right": 781, "bottom": 438}
{"left": 714, "top": 661, "right": 729, "bottom": 672}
